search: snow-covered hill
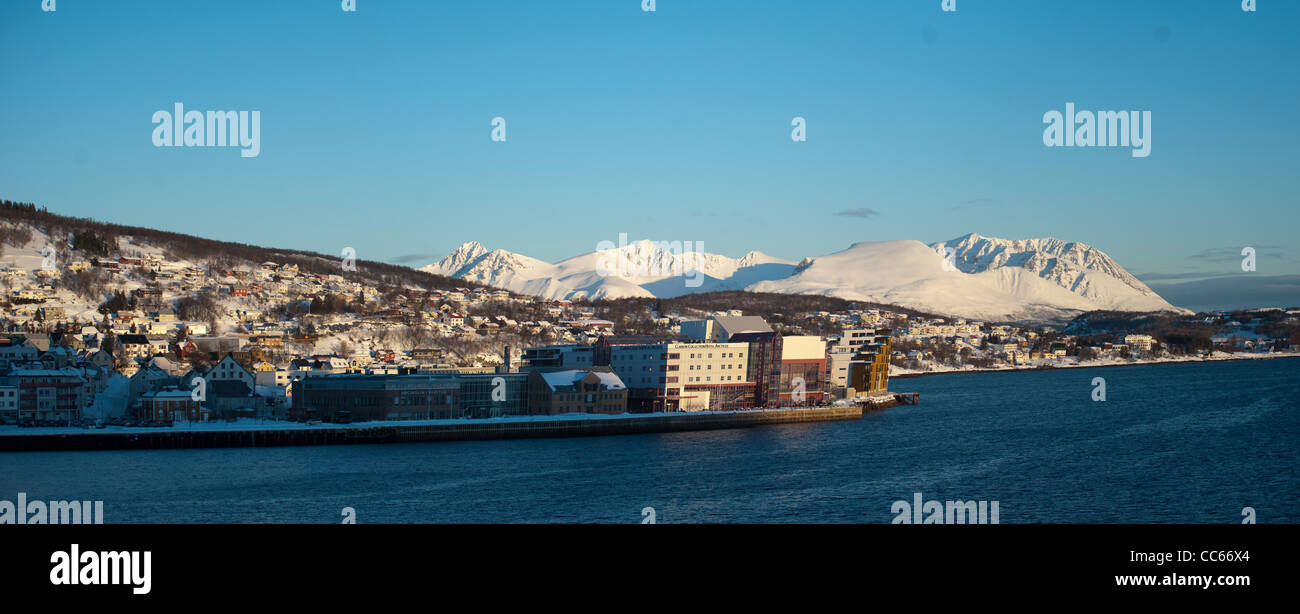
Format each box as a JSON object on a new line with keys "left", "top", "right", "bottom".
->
{"left": 930, "top": 233, "right": 1171, "bottom": 309}
{"left": 422, "top": 233, "right": 1188, "bottom": 322}
{"left": 752, "top": 238, "right": 1185, "bottom": 322}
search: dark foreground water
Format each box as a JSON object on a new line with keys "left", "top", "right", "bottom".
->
{"left": 2, "top": 359, "right": 1296, "bottom": 523}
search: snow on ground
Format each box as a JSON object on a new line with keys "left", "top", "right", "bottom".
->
{"left": 891, "top": 349, "right": 1299, "bottom": 377}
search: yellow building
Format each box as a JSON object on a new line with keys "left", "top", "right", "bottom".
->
{"left": 847, "top": 333, "right": 892, "bottom": 397}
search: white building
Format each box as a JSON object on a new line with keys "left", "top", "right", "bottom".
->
{"left": 607, "top": 341, "right": 751, "bottom": 411}
{"left": 1124, "top": 334, "right": 1155, "bottom": 351}
{"left": 0, "top": 382, "right": 18, "bottom": 419}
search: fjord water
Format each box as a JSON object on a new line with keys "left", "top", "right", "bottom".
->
{"left": 3, "top": 359, "right": 1295, "bottom": 523}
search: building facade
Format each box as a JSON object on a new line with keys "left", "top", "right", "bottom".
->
{"left": 527, "top": 369, "right": 628, "bottom": 415}
{"left": 139, "top": 388, "right": 208, "bottom": 423}
{"left": 602, "top": 341, "right": 753, "bottom": 412}
{"left": 10, "top": 369, "right": 87, "bottom": 423}
{"left": 847, "top": 332, "right": 893, "bottom": 397}
{"left": 292, "top": 374, "right": 461, "bottom": 422}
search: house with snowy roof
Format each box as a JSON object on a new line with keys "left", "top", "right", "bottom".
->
{"left": 527, "top": 367, "right": 628, "bottom": 415}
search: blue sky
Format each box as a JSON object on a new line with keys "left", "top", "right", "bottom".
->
{"left": 1, "top": 0, "right": 1296, "bottom": 303}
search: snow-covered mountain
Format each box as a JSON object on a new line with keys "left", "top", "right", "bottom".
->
{"left": 421, "top": 234, "right": 1188, "bottom": 322}
{"left": 930, "top": 233, "right": 1171, "bottom": 310}
{"left": 420, "top": 240, "right": 798, "bottom": 300}
{"left": 752, "top": 235, "right": 1185, "bottom": 322}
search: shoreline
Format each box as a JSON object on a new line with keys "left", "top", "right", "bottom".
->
{"left": 0, "top": 406, "right": 868, "bottom": 452}
{"left": 891, "top": 352, "right": 1300, "bottom": 381}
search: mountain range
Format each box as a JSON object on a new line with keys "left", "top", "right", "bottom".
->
{"left": 420, "top": 233, "right": 1190, "bottom": 323}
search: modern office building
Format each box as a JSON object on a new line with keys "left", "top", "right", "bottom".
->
{"left": 847, "top": 331, "right": 893, "bottom": 397}
{"left": 292, "top": 374, "right": 461, "bottom": 421}
{"left": 445, "top": 372, "right": 529, "bottom": 418}
{"left": 828, "top": 328, "right": 880, "bottom": 387}
{"left": 731, "top": 332, "right": 827, "bottom": 407}
{"left": 602, "top": 340, "right": 753, "bottom": 412}
{"left": 292, "top": 371, "right": 530, "bottom": 421}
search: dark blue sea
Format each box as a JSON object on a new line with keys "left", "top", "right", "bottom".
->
{"left": 2, "top": 359, "right": 1296, "bottom": 523}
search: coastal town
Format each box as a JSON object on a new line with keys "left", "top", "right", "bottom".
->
{"left": 1, "top": 203, "right": 1298, "bottom": 429}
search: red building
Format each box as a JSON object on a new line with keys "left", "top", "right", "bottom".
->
{"left": 139, "top": 388, "right": 208, "bottom": 423}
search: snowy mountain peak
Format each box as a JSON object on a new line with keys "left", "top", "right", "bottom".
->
{"left": 748, "top": 237, "right": 1187, "bottom": 322}
{"left": 737, "top": 250, "right": 780, "bottom": 267}
{"left": 930, "top": 233, "right": 1158, "bottom": 299}
{"left": 417, "top": 233, "right": 1186, "bottom": 323}
{"left": 421, "top": 241, "right": 490, "bottom": 277}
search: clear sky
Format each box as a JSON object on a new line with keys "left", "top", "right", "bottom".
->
{"left": 1, "top": 1, "right": 1296, "bottom": 297}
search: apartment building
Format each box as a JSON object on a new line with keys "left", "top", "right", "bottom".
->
{"left": 9, "top": 368, "right": 87, "bottom": 423}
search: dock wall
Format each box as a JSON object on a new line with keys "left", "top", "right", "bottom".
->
{"left": 0, "top": 407, "right": 863, "bottom": 452}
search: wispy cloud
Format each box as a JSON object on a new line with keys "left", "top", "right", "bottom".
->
{"left": 834, "top": 208, "right": 880, "bottom": 218}
{"left": 391, "top": 253, "right": 438, "bottom": 264}
{"left": 1135, "top": 271, "right": 1228, "bottom": 282}
{"left": 1187, "top": 245, "right": 1287, "bottom": 264}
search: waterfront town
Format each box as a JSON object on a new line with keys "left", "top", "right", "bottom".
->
{"left": 1, "top": 205, "right": 1298, "bottom": 428}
